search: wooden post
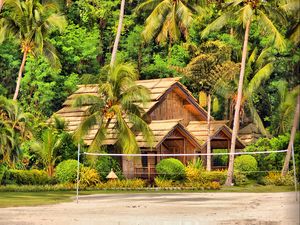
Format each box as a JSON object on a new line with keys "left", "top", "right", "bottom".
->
{"left": 183, "top": 139, "right": 186, "bottom": 164}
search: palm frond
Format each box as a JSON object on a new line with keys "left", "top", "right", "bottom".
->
{"left": 257, "top": 9, "right": 287, "bottom": 52}
{"left": 238, "top": 4, "right": 253, "bottom": 28}
{"left": 73, "top": 112, "right": 100, "bottom": 142}
{"left": 201, "top": 11, "right": 232, "bottom": 38}
{"left": 246, "top": 62, "right": 273, "bottom": 98}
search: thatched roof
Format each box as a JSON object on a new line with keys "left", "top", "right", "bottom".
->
{"left": 186, "top": 121, "right": 245, "bottom": 150}
{"left": 135, "top": 119, "right": 202, "bottom": 149}
{"left": 238, "top": 123, "right": 263, "bottom": 145}
{"left": 55, "top": 77, "right": 209, "bottom": 146}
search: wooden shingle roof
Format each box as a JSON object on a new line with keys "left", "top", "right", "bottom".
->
{"left": 55, "top": 77, "right": 209, "bottom": 146}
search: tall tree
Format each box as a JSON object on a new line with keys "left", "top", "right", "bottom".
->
{"left": 0, "top": 0, "right": 66, "bottom": 100}
{"left": 110, "top": 0, "right": 125, "bottom": 67}
{"left": 281, "top": 94, "right": 300, "bottom": 176}
{"left": 181, "top": 41, "right": 239, "bottom": 171}
{"left": 137, "top": 0, "right": 195, "bottom": 45}
{"left": 73, "top": 63, "right": 153, "bottom": 153}
{"left": 202, "top": 0, "right": 287, "bottom": 185}
{"left": 215, "top": 48, "right": 274, "bottom": 136}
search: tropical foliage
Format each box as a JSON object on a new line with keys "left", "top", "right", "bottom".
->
{"left": 0, "top": 0, "right": 299, "bottom": 185}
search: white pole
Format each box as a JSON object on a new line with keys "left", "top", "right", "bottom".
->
{"left": 291, "top": 144, "right": 298, "bottom": 201}
{"left": 76, "top": 143, "right": 80, "bottom": 204}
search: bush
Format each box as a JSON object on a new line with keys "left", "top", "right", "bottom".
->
{"left": 234, "top": 155, "right": 258, "bottom": 178}
{"left": 199, "top": 171, "right": 227, "bottom": 185}
{"left": 2, "top": 169, "right": 52, "bottom": 185}
{"left": 0, "top": 165, "right": 7, "bottom": 184}
{"left": 96, "top": 179, "right": 146, "bottom": 189}
{"left": 185, "top": 166, "right": 201, "bottom": 182}
{"left": 94, "top": 156, "right": 123, "bottom": 181}
{"left": 80, "top": 167, "right": 100, "bottom": 187}
{"left": 264, "top": 172, "right": 294, "bottom": 186}
{"left": 55, "top": 160, "right": 82, "bottom": 183}
{"left": 154, "top": 177, "right": 173, "bottom": 188}
{"left": 233, "top": 172, "right": 249, "bottom": 186}
{"left": 156, "top": 158, "right": 185, "bottom": 180}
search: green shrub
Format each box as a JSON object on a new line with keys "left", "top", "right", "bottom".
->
{"left": 199, "top": 171, "right": 227, "bottom": 185}
{"left": 264, "top": 172, "right": 294, "bottom": 186}
{"left": 234, "top": 155, "right": 258, "bottom": 178}
{"left": 2, "top": 169, "right": 52, "bottom": 185}
{"left": 80, "top": 167, "right": 100, "bottom": 187}
{"left": 233, "top": 172, "right": 250, "bottom": 186}
{"left": 154, "top": 177, "right": 173, "bottom": 188}
{"left": 96, "top": 179, "right": 146, "bottom": 189}
{"left": 156, "top": 158, "right": 185, "bottom": 180}
{"left": 55, "top": 160, "right": 82, "bottom": 183}
{"left": 94, "top": 156, "right": 123, "bottom": 180}
{"left": 0, "top": 165, "right": 7, "bottom": 184}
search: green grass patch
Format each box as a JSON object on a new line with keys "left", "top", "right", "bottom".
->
{"left": 0, "top": 191, "right": 75, "bottom": 208}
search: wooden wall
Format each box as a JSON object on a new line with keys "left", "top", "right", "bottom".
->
{"left": 150, "top": 90, "right": 201, "bottom": 126}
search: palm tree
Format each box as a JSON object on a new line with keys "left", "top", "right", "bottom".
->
{"left": 73, "top": 63, "right": 153, "bottom": 154}
{"left": 137, "top": 0, "right": 196, "bottom": 46}
{"left": 201, "top": 0, "right": 287, "bottom": 186}
{"left": 180, "top": 41, "right": 240, "bottom": 171}
{"left": 0, "top": 0, "right": 66, "bottom": 100}
{"left": 281, "top": 94, "right": 300, "bottom": 176}
{"left": 110, "top": 0, "right": 125, "bottom": 67}
{"left": 215, "top": 48, "right": 274, "bottom": 136}
{"left": 269, "top": 80, "right": 300, "bottom": 135}
{"left": 31, "top": 129, "right": 62, "bottom": 176}
{"left": 0, "top": 96, "right": 31, "bottom": 167}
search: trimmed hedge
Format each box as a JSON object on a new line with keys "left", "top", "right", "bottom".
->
{"left": 234, "top": 155, "right": 258, "bottom": 178}
{"left": 156, "top": 158, "right": 185, "bottom": 180}
{"left": 55, "top": 160, "right": 81, "bottom": 183}
{"left": 199, "top": 171, "right": 227, "bottom": 185}
{"left": 2, "top": 169, "right": 53, "bottom": 185}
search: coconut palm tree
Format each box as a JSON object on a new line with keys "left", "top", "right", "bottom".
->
{"left": 73, "top": 63, "right": 154, "bottom": 154}
{"left": 180, "top": 41, "right": 240, "bottom": 171}
{"left": 201, "top": 0, "right": 287, "bottom": 185}
{"left": 137, "top": 0, "right": 196, "bottom": 45}
{"left": 0, "top": 96, "right": 32, "bottom": 167}
{"left": 215, "top": 48, "right": 274, "bottom": 136}
{"left": 30, "top": 129, "right": 62, "bottom": 176}
{"left": 110, "top": 0, "right": 125, "bottom": 67}
{"left": 269, "top": 80, "right": 300, "bottom": 135}
{"left": 281, "top": 94, "right": 300, "bottom": 176}
{"left": 0, "top": 0, "right": 66, "bottom": 100}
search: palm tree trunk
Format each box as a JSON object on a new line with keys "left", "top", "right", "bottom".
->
{"left": 281, "top": 94, "right": 300, "bottom": 176}
{"left": 206, "top": 93, "right": 212, "bottom": 171}
{"left": 110, "top": 0, "right": 125, "bottom": 67}
{"left": 224, "top": 19, "right": 251, "bottom": 186}
{"left": 13, "top": 49, "right": 28, "bottom": 100}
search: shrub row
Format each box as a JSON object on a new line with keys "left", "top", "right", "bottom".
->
{"left": 1, "top": 169, "right": 55, "bottom": 185}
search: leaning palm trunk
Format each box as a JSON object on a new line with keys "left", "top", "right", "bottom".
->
{"left": 206, "top": 93, "right": 212, "bottom": 171}
{"left": 225, "top": 19, "right": 251, "bottom": 186}
{"left": 281, "top": 94, "right": 300, "bottom": 176}
{"left": 110, "top": 0, "right": 125, "bottom": 67}
{"left": 13, "top": 49, "right": 28, "bottom": 100}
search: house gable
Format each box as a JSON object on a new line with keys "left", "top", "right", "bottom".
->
{"left": 147, "top": 82, "right": 209, "bottom": 126}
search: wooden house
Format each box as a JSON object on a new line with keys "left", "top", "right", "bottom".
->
{"left": 55, "top": 78, "right": 245, "bottom": 179}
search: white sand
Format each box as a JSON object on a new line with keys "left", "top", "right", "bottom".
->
{"left": 0, "top": 192, "right": 299, "bottom": 225}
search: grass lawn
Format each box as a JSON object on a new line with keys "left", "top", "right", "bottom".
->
{"left": 0, "top": 191, "right": 75, "bottom": 208}
{"left": 0, "top": 184, "right": 298, "bottom": 208}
